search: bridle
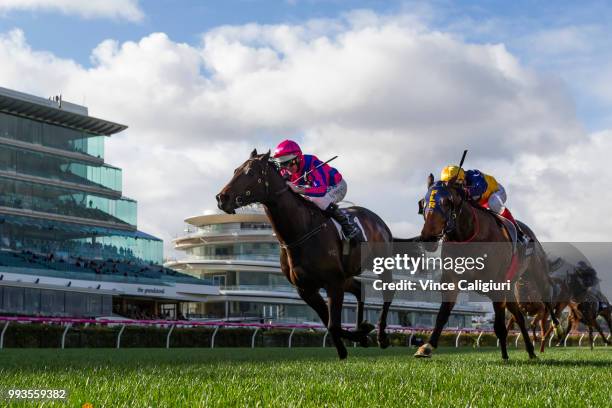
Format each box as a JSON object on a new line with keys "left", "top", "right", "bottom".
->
{"left": 232, "top": 157, "right": 327, "bottom": 250}
{"left": 233, "top": 158, "right": 289, "bottom": 208}
{"left": 424, "top": 183, "right": 479, "bottom": 243}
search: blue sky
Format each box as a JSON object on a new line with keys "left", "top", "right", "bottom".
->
{"left": 1, "top": 0, "right": 610, "bottom": 130}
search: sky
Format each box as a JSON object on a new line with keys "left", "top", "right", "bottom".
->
{"left": 0, "top": 0, "right": 611, "bottom": 258}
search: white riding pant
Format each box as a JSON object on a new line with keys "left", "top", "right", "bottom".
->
{"left": 306, "top": 179, "right": 347, "bottom": 210}
{"left": 487, "top": 184, "right": 507, "bottom": 214}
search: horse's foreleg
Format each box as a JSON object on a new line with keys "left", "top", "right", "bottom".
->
{"left": 506, "top": 315, "right": 516, "bottom": 334}
{"left": 539, "top": 314, "right": 548, "bottom": 353}
{"left": 345, "top": 278, "right": 372, "bottom": 347}
{"left": 377, "top": 268, "right": 395, "bottom": 349}
{"left": 588, "top": 325, "right": 594, "bottom": 351}
{"left": 506, "top": 302, "right": 536, "bottom": 359}
{"left": 415, "top": 289, "right": 458, "bottom": 358}
{"left": 592, "top": 319, "right": 609, "bottom": 346}
{"left": 493, "top": 302, "right": 510, "bottom": 361}
{"left": 377, "top": 302, "right": 391, "bottom": 349}
{"left": 326, "top": 285, "right": 349, "bottom": 360}
{"left": 297, "top": 287, "right": 329, "bottom": 324}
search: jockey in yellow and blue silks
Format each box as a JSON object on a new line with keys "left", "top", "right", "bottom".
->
{"left": 440, "top": 166, "right": 528, "bottom": 241}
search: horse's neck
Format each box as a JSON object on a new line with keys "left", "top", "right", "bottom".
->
{"left": 263, "top": 190, "right": 316, "bottom": 246}
{"left": 449, "top": 202, "right": 479, "bottom": 242}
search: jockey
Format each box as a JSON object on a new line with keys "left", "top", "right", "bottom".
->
{"left": 272, "top": 139, "right": 362, "bottom": 242}
{"left": 440, "top": 166, "right": 529, "bottom": 243}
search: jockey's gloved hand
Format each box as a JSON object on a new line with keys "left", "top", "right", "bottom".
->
{"left": 286, "top": 181, "right": 306, "bottom": 194}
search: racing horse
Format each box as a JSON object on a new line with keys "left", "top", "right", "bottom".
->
{"left": 414, "top": 176, "right": 560, "bottom": 360}
{"left": 565, "top": 288, "right": 612, "bottom": 350}
{"left": 507, "top": 261, "right": 598, "bottom": 353}
{"left": 216, "top": 149, "right": 395, "bottom": 359}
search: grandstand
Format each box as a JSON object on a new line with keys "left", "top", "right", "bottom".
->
{"left": 0, "top": 86, "right": 217, "bottom": 319}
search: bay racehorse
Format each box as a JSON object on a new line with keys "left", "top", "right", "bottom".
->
{"left": 565, "top": 288, "right": 612, "bottom": 350}
{"left": 510, "top": 261, "right": 600, "bottom": 352}
{"left": 414, "top": 176, "right": 560, "bottom": 360}
{"left": 216, "top": 150, "right": 395, "bottom": 359}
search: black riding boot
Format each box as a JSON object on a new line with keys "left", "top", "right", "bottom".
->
{"left": 325, "top": 203, "right": 362, "bottom": 242}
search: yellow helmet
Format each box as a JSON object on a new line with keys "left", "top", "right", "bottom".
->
{"left": 440, "top": 165, "right": 465, "bottom": 183}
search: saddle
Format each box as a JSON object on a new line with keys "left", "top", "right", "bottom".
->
{"left": 488, "top": 210, "right": 533, "bottom": 281}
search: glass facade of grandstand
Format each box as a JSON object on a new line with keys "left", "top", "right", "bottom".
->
{"left": 168, "top": 208, "right": 484, "bottom": 328}
{"left": 0, "top": 87, "right": 200, "bottom": 318}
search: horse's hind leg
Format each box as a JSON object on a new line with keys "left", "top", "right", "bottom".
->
{"left": 493, "top": 302, "right": 510, "bottom": 361}
{"left": 588, "top": 325, "right": 594, "bottom": 351}
{"left": 506, "top": 302, "right": 536, "bottom": 359}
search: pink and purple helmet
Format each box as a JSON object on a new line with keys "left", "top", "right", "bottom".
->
{"left": 272, "top": 139, "right": 303, "bottom": 164}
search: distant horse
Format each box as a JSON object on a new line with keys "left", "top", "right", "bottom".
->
{"left": 506, "top": 277, "right": 550, "bottom": 353}
{"left": 507, "top": 263, "right": 598, "bottom": 352}
{"left": 565, "top": 288, "right": 612, "bottom": 350}
{"left": 524, "top": 262, "right": 599, "bottom": 353}
{"left": 414, "top": 177, "right": 559, "bottom": 360}
{"left": 216, "top": 150, "right": 395, "bottom": 359}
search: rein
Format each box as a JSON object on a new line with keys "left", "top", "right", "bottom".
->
{"left": 279, "top": 222, "right": 328, "bottom": 250}
{"left": 238, "top": 158, "right": 327, "bottom": 250}
{"left": 447, "top": 204, "right": 480, "bottom": 243}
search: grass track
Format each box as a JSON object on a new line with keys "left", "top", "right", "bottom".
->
{"left": 0, "top": 347, "right": 610, "bottom": 407}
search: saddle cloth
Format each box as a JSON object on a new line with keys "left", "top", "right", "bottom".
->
{"left": 490, "top": 212, "right": 533, "bottom": 281}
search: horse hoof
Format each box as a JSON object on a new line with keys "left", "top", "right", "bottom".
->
{"left": 414, "top": 343, "right": 433, "bottom": 358}
{"left": 529, "top": 354, "right": 538, "bottom": 360}
{"left": 338, "top": 350, "right": 348, "bottom": 360}
{"left": 378, "top": 336, "right": 390, "bottom": 349}
{"left": 358, "top": 321, "right": 375, "bottom": 334}
{"left": 502, "top": 358, "right": 509, "bottom": 364}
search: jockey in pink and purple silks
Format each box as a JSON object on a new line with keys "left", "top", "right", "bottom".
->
{"left": 272, "top": 139, "right": 362, "bottom": 242}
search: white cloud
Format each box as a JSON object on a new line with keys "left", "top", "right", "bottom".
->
{"left": 0, "top": 0, "right": 144, "bottom": 22}
{"left": 0, "top": 11, "right": 608, "bottom": 258}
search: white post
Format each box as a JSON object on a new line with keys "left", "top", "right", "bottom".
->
{"left": 455, "top": 331, "right": 462, "bottom": 348}
{"left": 606, "top": 334, "right": 611, "bottom": 347}
{"left": 288, "top": 328, "right": 296, "bottom": 348}
{"left": 251, "top": 328, "right": 259, "bottom": 348}
{"left": 563, "top": 332, "right": 570, "bottom": 347}
{"left": 211, "top": 326, "right": 220, "bottom": 349}
{"left": 593, "top": 333, "right": 599, "bottom": 347}
{"left": 578, "top": 333, "right": 585, "bottom": 347}
{"left": 476, "top": 331, "right": 483, "bottom": 348}
{"left": 408, "top": 331, "right": 414, "bottom": 348}
{"left": 61, "top": 324, "right": 72, "bottom": 349}
{"left": 322, "top": 330, "right": 328, "bottom": 347}
{"left": 548, "top": 331, "right": 555, "bottom": 348}
{"left": 116, "top": 325, "right": 126, "bottom": 349}
{"left": 0, "top": 321, "right": 9, "bottom": 349}
{"left": 515, "top": 332, "right": 521, "bottom": 348}
{"left": 166, "top": 325, "right": 175, "bottom": 349}
{"left": 496, "top": 338, "right": 500, "bottom": 348}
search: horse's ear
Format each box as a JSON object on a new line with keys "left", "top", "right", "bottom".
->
{"left": 427, "top": 173, "right": 434, "bottom": 188}
{"left": 250, "top": 149, "right": 258, "bottom": 158}
{"left": 262, "top": 150, "right": 271, "bottom": 161}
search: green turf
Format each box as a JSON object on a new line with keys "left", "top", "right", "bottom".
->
{"left": 0, "top": 347, "right": 610, "bottom": 407}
